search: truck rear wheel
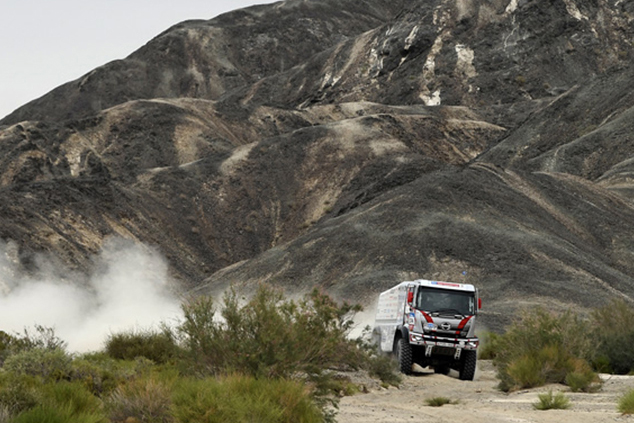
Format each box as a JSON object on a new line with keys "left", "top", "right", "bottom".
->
{"left": 395, "top": 337, "right": 413, "bottom": 375}
{"left": 459, "top": 350, "right": 477, "bottom": 381}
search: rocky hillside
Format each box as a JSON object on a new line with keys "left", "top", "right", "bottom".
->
{"left": 1, "top": 0, "right": 634, "bottom": 330}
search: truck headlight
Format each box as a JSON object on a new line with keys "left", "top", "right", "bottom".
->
{"left": 411, "top": 334, "right": 424, "bottom": 342}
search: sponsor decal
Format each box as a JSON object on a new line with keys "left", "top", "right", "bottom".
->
{"left": 431, "top": 281, "right": 461, "bottom": 287}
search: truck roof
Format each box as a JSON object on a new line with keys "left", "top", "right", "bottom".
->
{"left": 413, "top": 279, "right": 476, "bottom": 292}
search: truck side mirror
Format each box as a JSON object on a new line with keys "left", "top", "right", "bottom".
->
{"left": 407, "top": 292, "right": 414, "bottom": 304}
{"left": 478, "top": 298, "right": 482, "bottom": 309}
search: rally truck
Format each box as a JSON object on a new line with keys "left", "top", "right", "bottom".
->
{"left": 374, "top": 279, "right": 481, "bottom": 380}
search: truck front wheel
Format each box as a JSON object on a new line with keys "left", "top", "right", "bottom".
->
{"left": 459, "top": 350, "right": 477, "bottom": 381}
{"left": 395, "top": 336, "right": 413, "bottom": 375}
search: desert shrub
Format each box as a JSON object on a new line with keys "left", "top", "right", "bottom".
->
{"left": 592, "top": 299, "right": 634, "bottom": 374}
{"left": 533, "top": 390, "right": 571, "bottom": 410}
{"left": 0, "top": 326, "right": 66, "bottom": 365}
{"left": 618, "top": 389, "right": 634, "bottom": 414}
{"left": 178, "top": 284, "right": 365, "bottom": 380}
{"left": 352, "top": 326, "right": 401, "bottom": 388}
{"left": 0, "top": 373, "right": 39, "bottom": 415}
{"left": 105, "top": 328, "right": 180, "bottom": 365}
{"left": 425, "top": 397, "right": 457, "bottom": 407}
{"left": 176, "top": 284, "right": 391, "bottom": 419}
{"left": 171, "top": 374, "right": 323, "bottom": 423}
{"left": 364, "top": 352, "right": 401, "bottom": 388}
{"left": 505, "top": 351, "right": 547, "bottom": 389}
{"left": 69, "top": 357, "right": 121, "bottom": 397}
{"left": 564, "top": 358, "right": 601, "bottom": 392}
{"left": 478, "top": 331, "right": 500, "bottom": 360}
{"left": 3, "top": 348, "right": 72, "bottom": 382}
{"left": 493, "top": 308, "right": 596, "bottom": 391}
{"left": 106, "top": 373, "right": 174, "bottom": 423}
{"left": 70, "top": 353, "right": 164, "bottom": 398}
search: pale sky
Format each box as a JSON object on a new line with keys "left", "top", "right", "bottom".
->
{"left": 0, "top": 0, "right": 279, "bottom": 120}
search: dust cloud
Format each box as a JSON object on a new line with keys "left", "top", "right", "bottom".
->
{"left": 0, "top": 238, "right": 182, "bottom": 353}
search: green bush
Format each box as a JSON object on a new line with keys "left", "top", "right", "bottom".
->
{"left": 1, "top": 378, "right": 107, "bottom": 423}
{"left": 69, "top": 353, "right": 159, "bottom": 398}
{"left": 178, "top": 284, "right": 366, "bottom": 380}
{"left": 564, "top": 358, "right": 601, "bottom": 392}
{"left": 105, "top": 328, "right": 180, "bottom": 365}
{"left": 493, "top": 308, "right": 596, "bottom": 391}
{"left": 478, "top": 331, "right": 500, "bottom": 360}
{"left": 69, "top": 357, "right": 120, "bottom": 397}
{"left": 39, "top": 381, "right": 103, "bottom": 417}
{"left": 618, "top": 389, "right": 634, "bottom": 414}
{"left": 3, "top": 348, "right": 72, "bottom": 382}
{"left": 0, "top": 326, "right": 66, "bottom": 365}
{"left": 171, "top": 374, "right": 323, "bottom": 423}
{"left": 592, "top": 299, "right": 634, "bottom": 374}
{"left": 505, "top": 352, "right": 547, "bottom": 389}
{"left": 0, "top": 373, "right": 39, "bottom": 415}
{"left": 533, "top": 390, "right": 571, "bottom": 410}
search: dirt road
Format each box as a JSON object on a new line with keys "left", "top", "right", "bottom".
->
{"left": 337, "top": 361, "right": 634, "bottom": 422}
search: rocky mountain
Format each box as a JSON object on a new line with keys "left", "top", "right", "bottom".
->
{"left": 1, "top": 0, "right": 634, "bottom": 330}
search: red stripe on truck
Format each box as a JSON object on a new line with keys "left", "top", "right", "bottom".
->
{"left": 455, "top": 315, "right": 474, "bottom": 334}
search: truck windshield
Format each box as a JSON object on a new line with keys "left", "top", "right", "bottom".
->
{"left": 415, "top": 288, "right": 475, "bottom": 316}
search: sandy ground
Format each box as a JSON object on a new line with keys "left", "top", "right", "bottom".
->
{"left": 337, "top": 361, "right": 634, "bottom": 422}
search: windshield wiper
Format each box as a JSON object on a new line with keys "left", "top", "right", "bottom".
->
{"left": 430, "top": 308, "right": 464, "bottom": 318}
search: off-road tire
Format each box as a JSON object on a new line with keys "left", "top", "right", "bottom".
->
{"left": 395, "top": 337, "right": 413, "bottom": 375}
{"left": 459, "top": 350, "right": 477, "bottom": 381}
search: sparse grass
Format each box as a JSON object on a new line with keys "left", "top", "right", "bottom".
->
{"left": 425, "top": 396, "right": 458, "bottom": 407}
{"left": 533, "top": 390, "right": 571, "bottom": 410}
{"left": 12, "top": 404, "right": 106, "bottom": 423}
{"left": 106, "top": 373, "right": 174, "bottom": 423}
{"left": 172, "top": 374, "right": 323, "bottom": 423}
{"left": 618, "top": 389, "right": 634, "bottom": 414}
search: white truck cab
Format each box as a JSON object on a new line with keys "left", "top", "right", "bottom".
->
{"left": 374, "top": 279, "right": 481, "bottom": 380}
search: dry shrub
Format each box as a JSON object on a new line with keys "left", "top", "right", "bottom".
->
{"left": 179, "top": 284, "right": 366, "bottom": 380}
{"left": 592, "top": 299, "right": 634, "bottom": 374}
{"left": 107, "top": 375, "right": 174, "bottom": 423}
{"left": 494, "top": 308, "right": 597, "bottom": 391}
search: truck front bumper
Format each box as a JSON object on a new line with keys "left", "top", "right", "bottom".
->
{"left": 409, "top": 332, "right": 479, "bottom": 350}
